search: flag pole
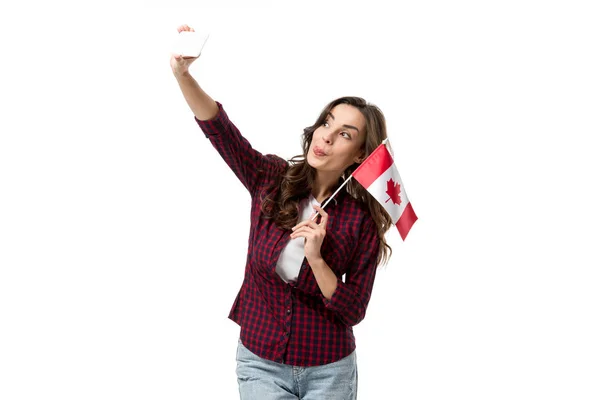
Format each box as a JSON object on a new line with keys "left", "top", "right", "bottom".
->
{"left": 382, "top": 138, "right": 394, "bottom": 159}
{"left": 310, "top": 174, "right": 353, "bottom": 221}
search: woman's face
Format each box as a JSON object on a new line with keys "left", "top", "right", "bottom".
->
{"left": 307, "top": 104, "right": 367, "bottom": 175}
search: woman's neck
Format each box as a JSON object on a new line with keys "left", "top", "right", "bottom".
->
{"left": 311, "top": 171, "right": 340, "bottom": 203}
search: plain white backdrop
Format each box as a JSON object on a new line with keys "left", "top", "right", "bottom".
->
{"left": 1, "top": 1, "right": 599, "bottom": 399}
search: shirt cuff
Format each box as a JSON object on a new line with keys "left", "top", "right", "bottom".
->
{"left": 323, "top": 277, "right": 351, "bottom": 313}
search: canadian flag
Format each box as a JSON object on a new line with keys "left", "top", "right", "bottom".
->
{"left": 352, "top": 142, "right": 418, "bottom": 240}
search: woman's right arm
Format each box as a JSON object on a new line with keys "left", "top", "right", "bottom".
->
{"left": 170, "top": 25, "right": 218, "bottom": 121}
{"left": 173, "top": 71, "right": 219, "bottom": 121}
{"left": 170, "top": 25, "right": 285, "bottom": 194}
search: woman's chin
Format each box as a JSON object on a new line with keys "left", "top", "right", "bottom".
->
{"left": 306, "top": 154, "right": 318, "bottom": 168}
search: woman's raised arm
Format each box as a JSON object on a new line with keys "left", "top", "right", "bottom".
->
{"left": 171, "top": 24, "right": 219, "bottom": 121}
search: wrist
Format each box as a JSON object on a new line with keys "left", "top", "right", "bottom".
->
{"left": 307, "top": 255, "right": 325, "bottom": 268}
{"left": 174, "top": 70, "right": 192, "bottom": 80}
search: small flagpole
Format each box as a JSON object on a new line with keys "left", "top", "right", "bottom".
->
{"left": 382, "top": 138, "right": 394, "bottom": 159}
{"left": 310, "top": 174, "right": 353, "bottom": 221}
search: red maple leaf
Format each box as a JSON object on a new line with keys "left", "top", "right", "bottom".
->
{"left": 385, "top": 178, "right": 402, "bottom": 205}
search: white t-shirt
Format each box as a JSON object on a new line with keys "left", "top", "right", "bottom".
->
{"left": 275, "top": 194, "right": 321, "bottom": 283}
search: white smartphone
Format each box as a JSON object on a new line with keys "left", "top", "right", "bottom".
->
{"left": 172, "top": 31, "right": 210, "bottom": 58}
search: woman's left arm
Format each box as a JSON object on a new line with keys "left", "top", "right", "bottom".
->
{"left": 290, "top": 206, "right": 380, "bottom": 327}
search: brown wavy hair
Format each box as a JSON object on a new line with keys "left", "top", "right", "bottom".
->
{"left": 260, "top": 96, "right": 393, "bottom": 266}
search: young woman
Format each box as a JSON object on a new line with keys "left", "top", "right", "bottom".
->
{"left": 171, "top": 24, "right": 393, "bottom": 400}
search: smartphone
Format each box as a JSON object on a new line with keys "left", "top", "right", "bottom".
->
{"left": 172, "top": 31, "right": 210, "bottom": 58}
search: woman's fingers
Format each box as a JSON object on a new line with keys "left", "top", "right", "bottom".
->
{"left": 177, "top": 24, "right": 195, "bottom": 33}
{"left": 291, "top": 205, "right": 329, "bottom": 231}
{"left": 290, "top": 227, "right": 315, "bottom": 239}
{"left": 313, "top": 205, "right": 328, "bottom": 227}
{"left": 290, "top": 226, "right": 327, "bottom": 243}
{"left": 292, "top": 220, "right": 319, "bottom": 231}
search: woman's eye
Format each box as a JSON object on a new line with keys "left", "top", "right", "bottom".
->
{"left": 341, "top": 132, "right": 351, "bottom": 139}
{"left": 323, "top": 121, "right": 330, "bottom": 127}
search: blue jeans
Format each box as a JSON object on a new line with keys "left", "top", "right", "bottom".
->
{"left": 236, "top": 339, "right": 358, "bottom": 399}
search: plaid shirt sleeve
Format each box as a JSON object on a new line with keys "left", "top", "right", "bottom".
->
{"left": 323, "top": 216, "right": 380, "bottom": 326}
{"left": 194, "top": 101, "right": 283, "bottom": 195}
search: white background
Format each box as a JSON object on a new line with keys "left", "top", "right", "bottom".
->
{"left": 1, "top": 1, "right": 599, "bottom": 399}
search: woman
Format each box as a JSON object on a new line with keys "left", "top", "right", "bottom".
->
{"left": 171, "top": 24, "right": 393, "bottom": 400}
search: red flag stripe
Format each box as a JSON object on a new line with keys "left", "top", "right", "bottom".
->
{"left": 352, "top": 144, "right": 394, "bottom": 188}
{"left": 396, "top": 202, "right": 418, "bottom": 240}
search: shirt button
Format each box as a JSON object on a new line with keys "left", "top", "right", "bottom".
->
{"left": 286, "top": 309, "right": 291, "bottom": 314}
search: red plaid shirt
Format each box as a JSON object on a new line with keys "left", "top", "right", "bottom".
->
{"left": 195, "top": 102, "right": 380, "bottom": 367}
